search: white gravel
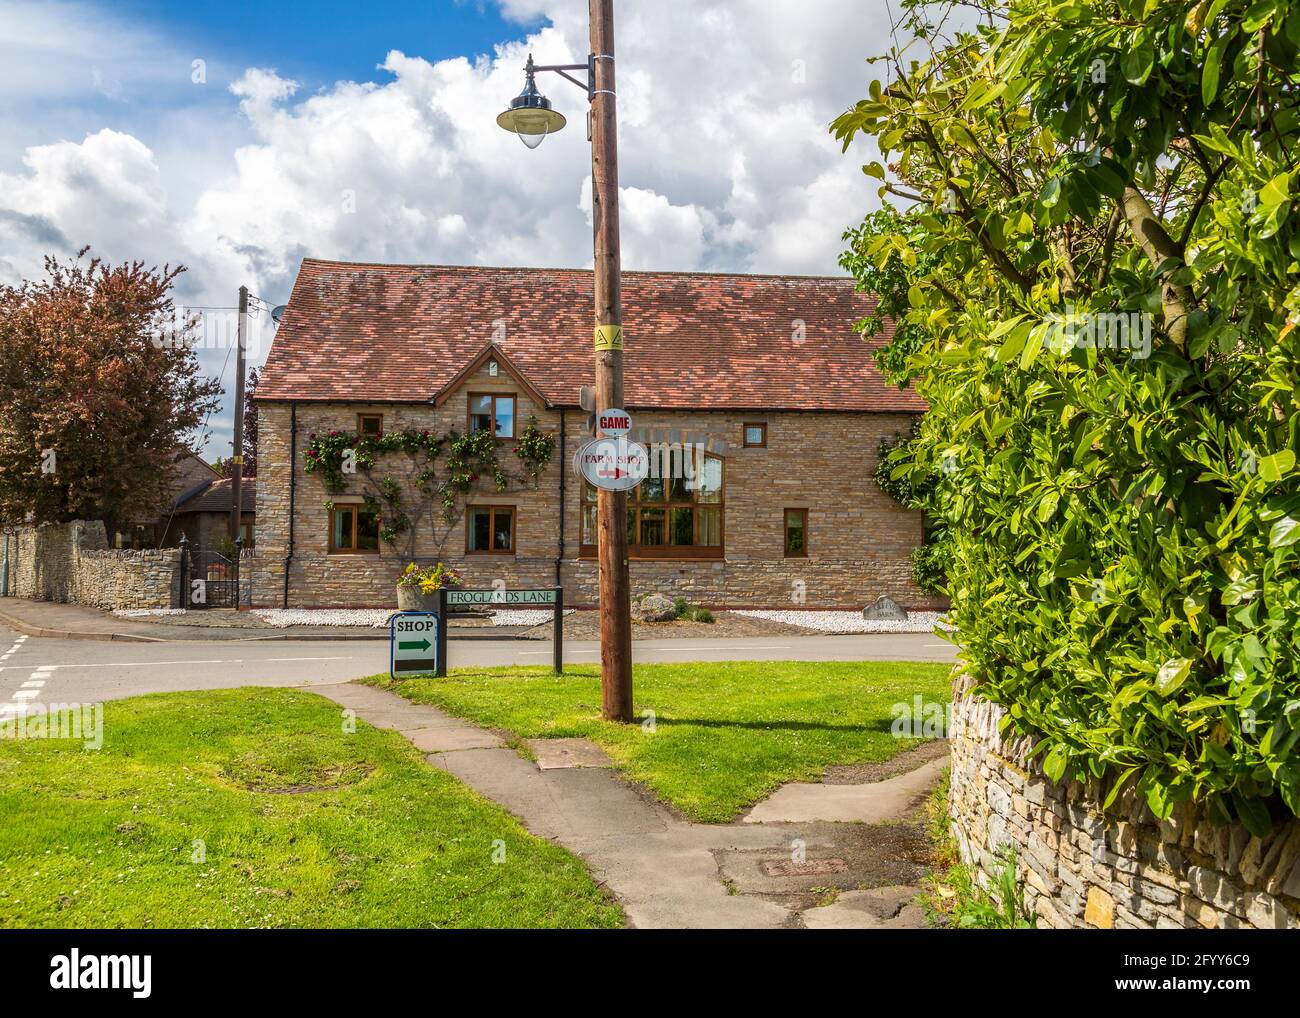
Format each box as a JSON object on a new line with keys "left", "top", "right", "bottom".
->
{"left": 251, "top": 608, "right": 399, "bottom": 628}
{"left": 730, "top": 609, "right": 951, "bottom": 634}
{"left": 249, "top": 607, "right": 574, "bottom": 629}
{"left": 488, "top": 608, "right": 576, "bottom": 627}
{"left": 111, "top": 608, "right": 189, "bottom": 618}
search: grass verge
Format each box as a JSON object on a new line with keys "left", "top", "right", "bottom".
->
{"left": 0, "top": 687, "right": 623, "bottom": 929}
{"left": 364, "top": 660, "right": 953, "bottom": 823}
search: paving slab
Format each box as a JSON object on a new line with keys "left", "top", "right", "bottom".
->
{"left": 403, "top": 726, "right": 504, "bottom": 752}
{"left": 800, "top": 886, "right": 927, "bottom": 929}
{"left": 525, "top": 737, "right": 613, "bottom": 769}
{"left": 743, "top": 755, "right": 948, "bottom": 824}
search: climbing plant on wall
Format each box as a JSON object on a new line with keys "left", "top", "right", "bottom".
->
{"left": 303, "top": 416, "right": 555, "bottom": 559}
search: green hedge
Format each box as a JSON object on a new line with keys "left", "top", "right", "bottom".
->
{"left": 836, "top": 0, "right": 1300, "bottom": 832}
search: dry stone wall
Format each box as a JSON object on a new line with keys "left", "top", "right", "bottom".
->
{"left": 949, "top": 674, "right": 1300, "bottom": 929}
{"left": 4, "top": 521, "right": 180, "bottom": 610}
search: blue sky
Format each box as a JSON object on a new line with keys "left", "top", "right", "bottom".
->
{"left": 106, "top": 0, "right": 542, "bottom": 93}
{"left": 0, "top": 0, "right": 893, "bottom": 460}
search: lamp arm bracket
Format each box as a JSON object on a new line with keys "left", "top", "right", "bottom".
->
{"left": 534, "top": 53, "right": 614, "bottom": 102}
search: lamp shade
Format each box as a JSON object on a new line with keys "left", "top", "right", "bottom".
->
{"left": 497, "top": 55, "right": 566, "bottom": 148}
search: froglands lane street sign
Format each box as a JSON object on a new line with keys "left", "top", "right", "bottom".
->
{"left": 390, "top": 612, "right": 441, "bottom": 678}
{"left": 446, "top": 588, "right": 557, "bottom": 606}
{"left": 573, "top": 435, "right": 649, "bottom": 492}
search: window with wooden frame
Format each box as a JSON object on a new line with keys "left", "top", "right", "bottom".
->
{"left": 581, "top": 453, "right": 724, "bottom": 559}
{"left": 467, "top": 505, "right": 514, "bottom": 553}
{"left": 467, "top": 393, "right": 516, "bottom": 438}
{"left": 357, "top": 413, "right": 383, "bottom": 437}
{"left": 329, "top": 504, "right": 380, "bottom": 554}
{"left": 743, "top": 422, "right": 767, "bottom": 448}
{"left": 784, "top": 508, "right": 808, "bottom": 557}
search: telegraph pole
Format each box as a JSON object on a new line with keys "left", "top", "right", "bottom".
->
{"left": 229, "top": 284, "right": 248, "bottom": 605}
{"left": 590, "top": 0, "right": 632, "bottom": 722}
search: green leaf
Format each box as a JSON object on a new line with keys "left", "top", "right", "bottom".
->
{"left": 1202, "top": 35, "right": 1229, "bottom": 106}
{"left": 1156, "top": 657, "right": 1192, "bottom": 696}
{"left": 1259, "top": 449, "right": 1296, "bottom": 482}
{"left": 1269, "top": 515, "right": 1300, "bottom": 548}
{"left": 1042, "top": 743, "right": 1069, "bottom": 783}
{"left": 1121, "top": 37, "right": 1154, "bottom": 85}
{"left": 1232, "top": 791, "right": 1273, "bottom": 837}
{"left": 1259, "top": 172, "right": 1291, "bottom": 209}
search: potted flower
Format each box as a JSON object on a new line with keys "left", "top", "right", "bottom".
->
{"left": 396, "top": 561, "right": 463, "bottom": 612}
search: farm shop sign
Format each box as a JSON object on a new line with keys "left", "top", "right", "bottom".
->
{"left": 446, "top": 588, "right": 558, "bottom": 607}
{"left": 573, "top": 436, "right": 650, "bottom": 491}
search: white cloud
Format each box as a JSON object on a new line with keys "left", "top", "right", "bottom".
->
{"left": 0, "top": 0, "right": 900, "bottom": 454}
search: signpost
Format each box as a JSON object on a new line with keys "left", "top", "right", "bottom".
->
{"left": 434, "top": 586, "right": 565, "bottom": 675}
{"left": 574, "top": 435, "right": 649, "bottom": 492}
{"left": 389, "top": 612, "right": 441, "bottom": 679}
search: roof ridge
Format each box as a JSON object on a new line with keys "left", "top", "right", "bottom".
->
{"left": 299, "top": 257, "right": 854, "bottom": 283}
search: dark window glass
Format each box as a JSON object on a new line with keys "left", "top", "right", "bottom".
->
{"left": 470, "top": 507, "right": 492, "bottom": 551}
{"left": 494, "top": 509, "right": 513, "bottom": 551}
{"left": 639, "top": 508, "right": 665, "bottom": 546}
{"left": 581, "top": 504, "right": 597, "bottom": 545}
{"left": 358, "top": 415, "right": 383, "bottom": 436}
{"left": 699, "top": 507, "right": 722, "bottom": 546}
{"left": 669, "top": 507, "right": 694, "bottom": 545}
{"left": 469, "top": 395, "right": 493, "bottom": 434}
{"left": 784, "top": 509, "right": 806, "bottom": 556}
{"left": 333, "top": 507, "right": 354, "bottom": 550}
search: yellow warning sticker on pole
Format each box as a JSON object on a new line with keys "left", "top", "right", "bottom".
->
{"left": 594, "top": 324, "right": 624, "bottom": 351}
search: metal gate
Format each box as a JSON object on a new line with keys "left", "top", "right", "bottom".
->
{"left": 185, "top": 548, "right": 239, "bottom": 608}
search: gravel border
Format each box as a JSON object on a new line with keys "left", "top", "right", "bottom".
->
{"left": 729, "top": 609, "right": 951, "bottom": 635}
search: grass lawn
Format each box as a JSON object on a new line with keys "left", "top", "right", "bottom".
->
{"left": 364, "top": 660, "right": 954, "bottom": 823}
{"left": 0, "top": 687, "right": 622, "bottom": 929}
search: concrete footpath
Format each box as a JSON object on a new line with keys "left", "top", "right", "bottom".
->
{"left": 316, "top": 682, "right": 945, "bottom": 929}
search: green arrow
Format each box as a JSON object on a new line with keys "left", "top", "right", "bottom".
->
{"left": 398, "top": 639, "right": 431, "bottom": 652}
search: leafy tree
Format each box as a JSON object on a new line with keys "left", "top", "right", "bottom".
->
{"left": 0, "top": 250, "right": 222, "bottom": 533}
{"left": 834, "top": 0, "right": 1300, "bottom": 829}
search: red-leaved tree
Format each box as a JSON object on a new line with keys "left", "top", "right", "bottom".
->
{"left": 0, "top": 249, "right": 222, "bottom": 533}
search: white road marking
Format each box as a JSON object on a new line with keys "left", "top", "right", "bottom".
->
{"left": 262, "top": 656, "right": 355, "bottom": 663}
{"left": 13, "top": 690, "right": 39, "bottom": 699}
{"left": 20, "top": 680, "right": 44, "bottom": 688}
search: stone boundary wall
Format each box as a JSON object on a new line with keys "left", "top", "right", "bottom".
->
{"left": 949, "top": 674, "right": 1300, "bottom": 929}
{"left": 5, "top": 522, "right": 180, "bottom": 610}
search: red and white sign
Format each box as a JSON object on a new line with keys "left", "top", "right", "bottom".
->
{"left": 596, "top": 408, "right": 632, "bottom": 437}
{"left": 574, "top": 437, "right": 649, "bottom": 491}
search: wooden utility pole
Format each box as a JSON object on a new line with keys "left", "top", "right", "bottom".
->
{"left": 589, "top": 0, "right": 633, "bottom": 722}
{"left": 229, "top": 284, "right": 248, "bottom": 601}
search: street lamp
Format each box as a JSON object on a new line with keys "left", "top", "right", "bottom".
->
{"left": 496, "top": 55, "right": 568, "bottom": 149}
{"left": 496, "top": 1, "right": 634, "bottom": 723}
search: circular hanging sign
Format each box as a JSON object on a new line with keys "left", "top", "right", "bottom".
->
{"left": 574, "top": 437, "right": 650, "bottom": 491}
{"left": 596, "top": 407, "right": 632, "bottom": 437}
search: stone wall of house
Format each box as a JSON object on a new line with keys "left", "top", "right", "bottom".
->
{"left": 949, "top": 673, "right": 1300, "bottom": 929}
{"left": 251, "top": 361, "right": 945, "bottom": 609}
{"left": 5, "top": 521, "right": 181, "bottom": 609}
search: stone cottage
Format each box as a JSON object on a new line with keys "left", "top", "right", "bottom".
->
{"left": 251, "top": 258, "right": 937, "bottom": 609}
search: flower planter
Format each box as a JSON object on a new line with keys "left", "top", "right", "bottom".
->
{"left": 396, "top": 585, "right": 441, "bottom": 613}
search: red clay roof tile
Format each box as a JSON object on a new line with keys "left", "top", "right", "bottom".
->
{"left": 256, "top": 259, "right": 923, "bottom": 413}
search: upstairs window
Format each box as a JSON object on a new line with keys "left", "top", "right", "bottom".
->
{"left": 468, "top": 394, "right": 516, "bottom": 438}
{"left": 743, "top": 423, "right": 767, "bottom": 448}
{"left": 358, "top": 414, "right": 383, "bottom": 437}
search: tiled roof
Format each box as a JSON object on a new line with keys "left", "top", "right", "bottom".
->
{"left": 174, "top": 477, "right": 256, "bottom": 514}
{"left": 256, "top": 259, "right": 924, "bottom": 413}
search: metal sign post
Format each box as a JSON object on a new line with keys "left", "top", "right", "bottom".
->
{"left": 443, "top": 587, "right": 565, "bottom": 674}
{"left": 390, "top": 611, "right": 442, "bottom": 680}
